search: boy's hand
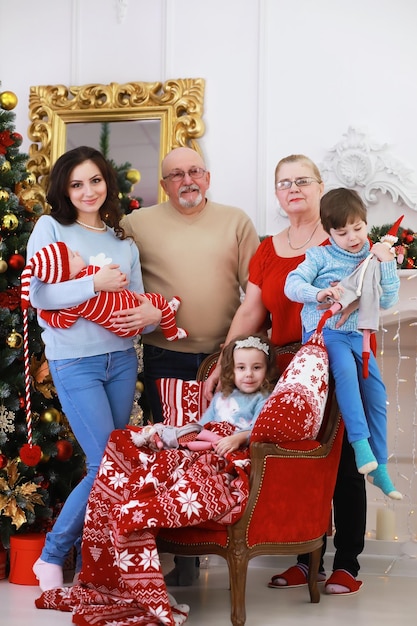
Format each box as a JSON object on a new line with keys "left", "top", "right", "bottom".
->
{"left": 371, "top": 241, "right": 396, "bottom": 262}
{"left": 316, "top": 285, "right": 344, "bottom": 303}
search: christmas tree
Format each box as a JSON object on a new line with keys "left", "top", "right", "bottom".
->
{"left": 0, "top": 89, "right": 85, "bottom": 549}
{"left": 99, "top": 122, "right": 143, "bottom": 214}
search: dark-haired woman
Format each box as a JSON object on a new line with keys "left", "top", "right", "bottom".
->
{"left": 27, "top": 146, "right": 161, "bottom": 592}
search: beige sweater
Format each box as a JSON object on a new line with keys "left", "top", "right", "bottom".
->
{"left": 122, "top": 200, "right": 259, "bottom": 354}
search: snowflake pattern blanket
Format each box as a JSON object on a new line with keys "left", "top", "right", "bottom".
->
{"left": 35, "top": 424, "right": 250, "bottom": 625}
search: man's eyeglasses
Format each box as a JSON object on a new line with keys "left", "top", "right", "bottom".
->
{"left": 275, "top": 177, "right": 320, "bottom": 190}
{"left": 162, "top": 167, "right": 207, "bottom": 183}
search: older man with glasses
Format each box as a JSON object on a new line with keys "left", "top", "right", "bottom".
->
{"left": 115, "top": 146, "right": 259, "bottom": 585}
{"left": 118, "top": 147, "right": 259, "bottom": 427}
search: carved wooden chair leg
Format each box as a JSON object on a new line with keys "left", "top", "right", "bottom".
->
{"left": 227, "top": 549, "right": 248, "bottom": 626}
{"left": 307, "top": 544, "right": 323, "bottom": 603}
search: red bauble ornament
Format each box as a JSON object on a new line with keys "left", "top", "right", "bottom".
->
{"left": 11, "top": 132, "right": 23, "bottom": 146}
{"left": 8, "top": 253, "right": 25, "bottom": 271}
{"left": 20, "top": 443, "right": 42, "bottom": 466}
{"left": 405, "top": 234, "right": 414, "bottom": 244}
{"left": 129, "top": 199, "right": 140, "bottom": 210}
{"left": 0, "top": 453, "right": 7, "bottom": 469}
{"left": 406, "top": 257, "right": 415, "bottom": 269}
{"left": 55, "top": 439, "right": 73, "bottom": 462}
{"left": 0, "top": 285, "right": 20, "bottom": 310}
{"left": 19, "top": 396, "right": 25, "bottom": 409}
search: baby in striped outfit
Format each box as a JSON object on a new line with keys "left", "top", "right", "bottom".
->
{"left": 21, "top": 241, "right": 187, "bottom": 341}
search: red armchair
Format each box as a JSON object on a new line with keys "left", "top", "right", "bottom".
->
{"left": 157, "top": 343, "right": 344, "bottom": 626}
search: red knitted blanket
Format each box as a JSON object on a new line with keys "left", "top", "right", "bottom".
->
{"left": 35, "top": 424, "right": 250, "bottom": 625}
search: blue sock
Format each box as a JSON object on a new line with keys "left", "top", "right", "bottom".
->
{"left": 351, "top": 439, "right": 378, "bottom": 474}
{"left": 367, "top": 464, "right": 403, "bottom": 500}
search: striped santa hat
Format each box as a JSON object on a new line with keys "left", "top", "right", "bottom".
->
{"left": 21, "top": 241, "right": 71, "bottom": 309}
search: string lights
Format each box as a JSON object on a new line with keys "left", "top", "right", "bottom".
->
{"left": 376, "top": 272, "right": 417, "bottom": 573}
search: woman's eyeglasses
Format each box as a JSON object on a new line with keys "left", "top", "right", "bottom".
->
{"left": 275, "top": 177, "right": 321, "bottom": 190}
{"left": 162, "top": 167, "right": 206, "bottom": 182}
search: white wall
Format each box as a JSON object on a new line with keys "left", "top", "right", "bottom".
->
{"left": 1, "top": 0, "right": 417, "bottom": 543}
{"left": 3, "top": 0, "right": 417, "bottom": 233}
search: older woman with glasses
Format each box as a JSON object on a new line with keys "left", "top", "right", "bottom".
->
{"left": 205, "top": 153, "right": 366, "bottom": 596}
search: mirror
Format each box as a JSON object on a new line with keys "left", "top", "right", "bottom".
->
{"left": 27, "top": 78, "right": 205, "bottom": 209}
{"left": 65, "top": 119, "right": 161, "bottom": 207}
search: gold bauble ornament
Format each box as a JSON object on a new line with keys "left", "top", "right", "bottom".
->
{"left": 24, "top": 173, "right": 36, "bottom": 186}
{"left": 0, "top": 160, "right": 11, "bottom": 173}
{"left": 0, "top": 259, "right": 7, "bottom": 273}
{"left": 6, "top": 330, "right": 23, "bottom": 349}
{"left": 136, "top": 380, "right": 145, "bottom": 393}
{"left": 0, "top": 189, "right": 10, "bottom": 202}
{"left": 126, "top": 169, "right": 141, "bottom": 185}
{"left": 40, "top": 407, "right": 62, "bottom": 423}
{"left": 0, "top": 91, "right": 18, "bottom": 110}
{"left": 40, "top": 407, "right": 61, "bottom": 423}
{"left": 2, "top": 213, "right": 19, "bottom": 231}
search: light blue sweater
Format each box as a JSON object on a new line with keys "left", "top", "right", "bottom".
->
{"left": 200, "top": 388, "right": 270, "bottom": 431}
{"left": 26, "top": 215, "right": 147, "bottom": 360}
{"left": 285, "top": 239, "right": 399, "bottom": 333}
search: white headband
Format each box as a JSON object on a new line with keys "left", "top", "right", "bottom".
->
{"left": 234, "top": 336, "right": 269, "bottom": 355}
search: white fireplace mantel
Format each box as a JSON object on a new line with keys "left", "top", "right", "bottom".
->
{"left": 380, "top": 270, "right": 417, "bottom": 325}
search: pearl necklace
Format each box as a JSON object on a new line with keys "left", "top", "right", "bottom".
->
{"left": 287, "top": 219, "right": 321, "bottom": 250}
{"left": 75, "top": 219, "right": 107, "bottom": 231}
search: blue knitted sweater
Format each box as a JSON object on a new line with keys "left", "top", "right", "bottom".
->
{"left": 200, "top": 389, "right": 270, "bottom": 431}
{"left": 284, "top": 239, "right": 399, "bottom": 333}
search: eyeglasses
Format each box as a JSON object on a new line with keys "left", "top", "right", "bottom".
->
{"left": 162, "top": 167, "right": 207, "bottom": 182}
{"left": 275, "top": 177, "right": 320, "bottom": 190}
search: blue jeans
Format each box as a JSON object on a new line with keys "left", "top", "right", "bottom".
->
{"left": 306, "top": 328, "right": 388, "bottom": 463}
{"left": 42, "top": 348, "right": 138, "bottom": 568}
{"left": 143, "top": 344, "right": 210, "bottom": 423}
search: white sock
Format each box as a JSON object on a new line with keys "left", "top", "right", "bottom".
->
{"left": 33, "top": 557, "right": 63, "bottom": 592}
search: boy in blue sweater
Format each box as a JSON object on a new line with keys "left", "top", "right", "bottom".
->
{"left": 285, "top": 188, "right": 402, "bottom": 500}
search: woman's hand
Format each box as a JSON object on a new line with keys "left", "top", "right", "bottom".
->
{"left": 93, "top": 264, "right": 128, "bottom": 293}
{"left": 334, "top": 300, "right": 360, "bottom": 327}
{"left": 110, "top": 294, "right": 162, "bottom": 332}
{"left": 204, "top": 363, "right": 222, "bottom": 401}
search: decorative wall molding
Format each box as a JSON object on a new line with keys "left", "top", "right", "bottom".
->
{"left": 320, "top": 126, "right": 417, "bottom": 211}
{"left": 116, "top": 0, "right": 129, "bottom": 24}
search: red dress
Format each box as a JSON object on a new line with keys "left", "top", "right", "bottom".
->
{"left": 249, "top": 236, "right": 329, "bottom": 369}
{"left": 249, "top": 236, "right": 304, "bottom": 345}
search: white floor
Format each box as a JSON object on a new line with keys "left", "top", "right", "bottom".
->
{"left": 1, "top": 547, "right": 417, "bottom": 626}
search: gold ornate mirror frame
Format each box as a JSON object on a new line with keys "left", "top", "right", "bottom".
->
{"left": 27, "top": 78, "right": 205, "bottom": 208}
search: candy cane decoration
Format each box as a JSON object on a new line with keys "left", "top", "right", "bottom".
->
{"left": 19, "top": 292, "right": 42, "bottom": 466}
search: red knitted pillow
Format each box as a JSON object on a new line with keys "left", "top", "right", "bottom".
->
{"left": 156, "top": 378, "right": 210, "bottom": 427}
{"left": 251, "top": 331, "right": 329, "bottom": 443}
